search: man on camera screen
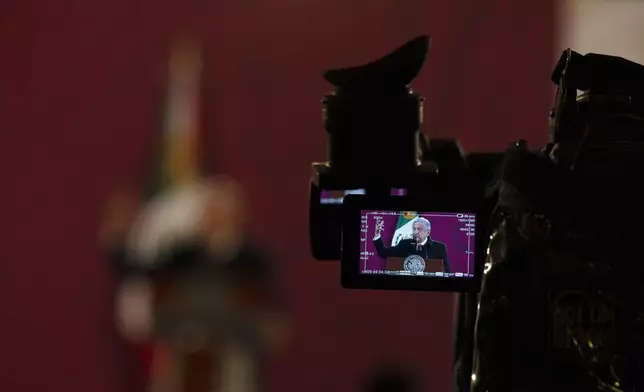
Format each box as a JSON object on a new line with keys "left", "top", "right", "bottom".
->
{"left": 373, "top": 217, "right": 451, "bottom": 273}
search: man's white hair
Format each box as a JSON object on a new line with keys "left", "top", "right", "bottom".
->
{"left": 415, "top": 217, "right": 431, "bottom": 231}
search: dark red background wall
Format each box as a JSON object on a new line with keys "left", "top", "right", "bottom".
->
{"left": 0, "top": 1, "right": 554, "bottom": 391}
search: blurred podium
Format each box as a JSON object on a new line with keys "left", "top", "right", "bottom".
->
{"left": 150, "top": 264, "right": 267, "bottom": 392}
{"left": 386, "top": 257, "right": 445, "bottom": 273}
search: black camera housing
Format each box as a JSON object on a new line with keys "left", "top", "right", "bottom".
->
{"left": 308, "top": 35, "right": 501, "bottom": 277}
{"left": 309, "top": 36, "right": 447, "bottom": 261}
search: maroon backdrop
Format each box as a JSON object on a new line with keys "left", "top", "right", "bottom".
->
{"left": 0, "top": 1, "right": 554, "bottom": 391}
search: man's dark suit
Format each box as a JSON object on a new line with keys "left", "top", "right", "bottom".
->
{"left": 373, "top": 237, "right": 451, "bottom": 273}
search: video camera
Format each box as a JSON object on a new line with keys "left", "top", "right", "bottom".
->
{"left": 309, "top": 34, "right": 644, "bottom": 392}
{"left": 308, "top": 36, "right": 499, "bottom": 292}
{"left": 465, "top": 50, "right": 644, "bottom": 392}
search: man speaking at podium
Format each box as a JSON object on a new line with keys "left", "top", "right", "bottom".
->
{"left": 373, "top": 217, "right": 451, "bottom": 273}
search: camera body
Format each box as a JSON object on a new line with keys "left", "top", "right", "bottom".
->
{"left": 309, "top": 35, "right": 437, "bottom": 261}
{"left": 467, "top": 51, "right": 644, "bottom": 392}
{"left": 308, "top": 37, "right": 498, "bottom": 296}
{"left": 309, "top": 35, "right": 644, "bottom": 392}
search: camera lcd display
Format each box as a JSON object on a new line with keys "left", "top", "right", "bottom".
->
{"left": 359, "top": 210, "right": 476, "bottom": 278}
{"left": 320, "top": 188, "right": 406, "bottom": 205}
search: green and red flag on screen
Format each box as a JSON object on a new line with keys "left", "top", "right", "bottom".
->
{"left": 391, "top": 211, "right": 418, "bottom": 246}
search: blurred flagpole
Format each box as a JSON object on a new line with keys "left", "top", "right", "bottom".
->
{"left": 148, "top": 33, "right": 203, "bottom": 196}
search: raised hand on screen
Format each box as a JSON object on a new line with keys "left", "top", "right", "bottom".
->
{"left": 375, "top": 219, "right": 384, "bottom": 237}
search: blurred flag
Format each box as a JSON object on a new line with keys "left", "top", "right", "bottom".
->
{"left": 139, "top": 31, "right": 204, "bottom": 383}
{"left": 391, "top": 211, "right": 417, "bottom": 246}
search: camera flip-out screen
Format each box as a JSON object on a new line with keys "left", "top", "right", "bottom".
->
{"left": 341, "top": 195, "right": 483, "bottom": 292}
